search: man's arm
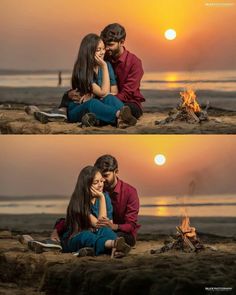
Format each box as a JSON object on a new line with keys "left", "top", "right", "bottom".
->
{"left": 96, "top": 188, "right": 139, "bottom": 233}
{"left": 116, "top": 60, "right": 144, "bottom": 102}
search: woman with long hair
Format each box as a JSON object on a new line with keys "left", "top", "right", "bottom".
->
{"left": 64, "top": 33, "right": 137, "bottom": 127}
{"left": 61, "top": 166, "right": 131, "bottom": 257}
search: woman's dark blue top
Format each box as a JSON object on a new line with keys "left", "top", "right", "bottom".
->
{"left": 94, "top": 61, "right": 117, "bottom": 87}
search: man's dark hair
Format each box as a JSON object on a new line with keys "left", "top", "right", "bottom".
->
{"left": 94, "top": 155, "right": 118, "bottom": 173}
{"left": 100, "top": 23, "right": 126, "bottom": 43}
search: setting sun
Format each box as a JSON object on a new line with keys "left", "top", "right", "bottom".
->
{"left": 154, "top": 154, "right": 166, "bottom": 166}
{"left": 164, "top": 29, "right": 177, "bottom": 40}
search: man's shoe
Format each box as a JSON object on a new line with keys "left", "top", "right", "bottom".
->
{"left": 34, "top": 111, "right": 49, "bottom": 124}
{"left": 28, "top": 239, "right": 62, "bottom": 253}
{"left": 119, "top": 106, "right": 137, "bottom": 126}
{"left": 81, "top": 113, "right": 97, "bottom": 127}
{"left": 34, "top": 109, "right": 67, "bottom": 124}
{"left": 73, "top": 247, "right": 95, "bottom": 257}
{"left": 39, "top": 108, "right": 67, "bottom": 120}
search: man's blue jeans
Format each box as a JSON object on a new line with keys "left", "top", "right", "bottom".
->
{"left": 64, "top": 227, "right": 117, "bottom": 256}
{"left": 67, "top": 94, "right": 124, "bottom": 124}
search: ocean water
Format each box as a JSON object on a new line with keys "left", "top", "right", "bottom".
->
{"left": 0, "top": 70, "right": 236, "bottom": 92}
{"left": 0, "top": 195, "right": 235, "bottom": 217}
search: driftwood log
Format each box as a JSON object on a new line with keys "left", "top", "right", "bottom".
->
{"left": 155, "top": 106, "right": 209, "bottom": 125}
{"left": 150, "top": 227, "right": 205, "bottom": 254}
{"left": 176, "top": 226, "right": 196, "bottom": 251}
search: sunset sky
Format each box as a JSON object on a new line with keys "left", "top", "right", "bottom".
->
{"left": 0, "top": 0, "right": 236, "bottom": 71}
{"left": 0, "top": 135, "right": 235, "bottom": 198}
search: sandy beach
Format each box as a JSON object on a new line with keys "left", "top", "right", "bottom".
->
{"left": 0, "top": 214, "right": 236, "bottom": 294}
{"left": 1, "top": 87, "right": 236, "bottom": 134}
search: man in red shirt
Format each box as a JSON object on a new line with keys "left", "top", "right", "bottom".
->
{"left": 100, "top": 23, "right": 145, "bottom": 119}
{"left": 94, "top": 154, "right": 140, "bottom": 246}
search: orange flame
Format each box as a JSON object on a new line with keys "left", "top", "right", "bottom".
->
{"left": 180, "top": 89, "right": 201, "bottom": 113}
{"left": 179, "top": 215, "right": 196, "bottom": 238}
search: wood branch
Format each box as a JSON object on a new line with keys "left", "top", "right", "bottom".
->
{"left": 176, "top": 226, "right": 196, "bottom": 251}
{"left": 188, "top": 109, "right": 200, "bottom": 123}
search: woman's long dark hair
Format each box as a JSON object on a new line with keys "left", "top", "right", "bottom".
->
{"left": 65, "top": 166, "right": 100, "bottom": 234}
{"left": 71, "top": 33, "right": 101, "bottom": 95}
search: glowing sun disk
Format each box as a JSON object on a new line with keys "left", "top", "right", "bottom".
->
{"left": 154, "top": 154, "right": 166, "bottom": 166}
{"left": 164, "top": 29, "right": 177, "bottom": 40}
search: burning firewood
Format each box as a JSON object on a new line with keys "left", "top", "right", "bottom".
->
{"left": 155, "top": 89, "right": 209, "bottom": 125}
{"left": 150, "top": 215, "right": 205, "bottom": 254}
{"left": 176, "top": 226, "right": 196, "bottom": 251}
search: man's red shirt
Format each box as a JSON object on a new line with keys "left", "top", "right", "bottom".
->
{"left": 110, "top": 48, "right": 145, "bottom": 110}
{"left": 110, "top": 178, "right": 140, "bottom": 238}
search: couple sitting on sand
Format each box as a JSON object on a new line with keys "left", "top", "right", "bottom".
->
{"left": 20, "top": 155, "right": 140, "bottom": 258}
{"left": 29, "top": 23, "right": 145, "bottom": 128}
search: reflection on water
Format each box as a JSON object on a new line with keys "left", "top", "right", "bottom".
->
{"left": 140, "top": 195, "right": 236, "bottom": 217}
{"left": 0, "top": 195, "right": 236, "bottom": 217}
{"left": 152, "top": 199, "right": 169, "bottom": 217}
{"left": 1, "top": 70, "right": 236, "bottom": 91}
{"left": 141, "top": 70, "right": 236, "bottom": 91}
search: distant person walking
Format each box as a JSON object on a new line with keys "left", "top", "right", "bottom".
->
{"left": 58, "top": 71, "right": 62, "bottom": 86}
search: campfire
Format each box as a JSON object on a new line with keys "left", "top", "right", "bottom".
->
{"left": 151, "top": 215, "right": 205, "bottom": 254}
{"left": 155, "top": 89, "right": 209, "bottom": 125}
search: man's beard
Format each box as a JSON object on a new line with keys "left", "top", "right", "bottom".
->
{"left": 104, "top": 176, "right": 116, "bottom": 191}
{"left": 106, "top": 48, "right": 120, "bottom": 59}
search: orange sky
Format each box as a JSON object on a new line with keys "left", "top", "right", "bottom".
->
{"left": 0, "top": 135, "right": 235, "bottom": 197}
{"left": 0, "top": 0, "right": 235, "bottom": 70}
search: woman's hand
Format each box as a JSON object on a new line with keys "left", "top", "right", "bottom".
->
{"left": 90, "top": 186, "right": 104, "bottom": 199}
{"left": 95, "top": 53, "right": 107, "bottom": 68}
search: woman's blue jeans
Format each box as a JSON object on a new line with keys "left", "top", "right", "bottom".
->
{"left": 63, "top": 227, "right": 117, "bottom": 256}
{"left": 67, "top": 94, "right": 124, "bottom": 124}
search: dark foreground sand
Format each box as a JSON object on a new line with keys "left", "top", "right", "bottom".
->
{"left": 0, "top": 214, "right": 236, "bottom": 294}
{"left": 1, "top": 87, "right": 236, "bottom": 134}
